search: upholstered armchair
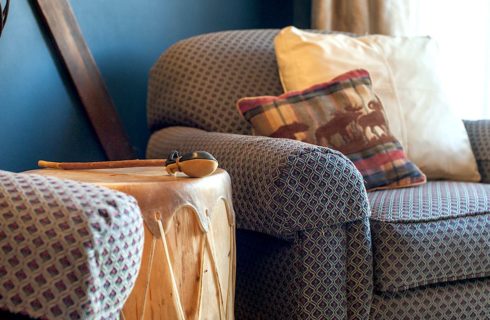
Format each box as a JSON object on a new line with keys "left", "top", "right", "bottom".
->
{"left": 145, "top": 29, "right": 490, "bottom": 319}
{"left": 0, "top": 170, "right": 144, "bottom": 319}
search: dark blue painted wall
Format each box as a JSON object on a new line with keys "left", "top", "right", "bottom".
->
{"left": 0, "top": 0, "right": 294, "bottom": 172}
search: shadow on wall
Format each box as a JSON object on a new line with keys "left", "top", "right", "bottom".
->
{"left": 0, "top": 1, "right": 106, "bottom": 172}
{"left": 0, "top": 0, "right": 296, "bottom": 172}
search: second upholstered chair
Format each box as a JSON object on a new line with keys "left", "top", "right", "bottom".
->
{"left": 145, "top": 30, "right": 490, "bottom": 319}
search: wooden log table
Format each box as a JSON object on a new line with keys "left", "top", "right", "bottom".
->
{"left": 29, "top": 167, "right": 235, "bottom": 320}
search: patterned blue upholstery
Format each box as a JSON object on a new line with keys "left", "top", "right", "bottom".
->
{"left": 371, "top": 278, "right": 490, "bottom": 319}
{"left": 465, "top": 120, "right": 490, "bottom": 183}
{"left": 147, "top": 127, "right": 372, "bottom": 319}
{"left": 148, "top": 30, "right": 282, "bottom": 135}
{"left": 0, "top": 171, "right": 144, "bottom": 319}
{"left": 236, "top": 220, "right": 372, "bottom": 320}
{"left": 369, "top": 181, "right": 490, "bottom": 292}
{"left": 147, "top": 29, "right": 490, "bottom": 319}
{"left": 148, "top": 127, "right": 370, "bottom": 239}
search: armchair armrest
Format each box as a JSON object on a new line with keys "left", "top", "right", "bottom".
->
{"left": 464, "top": 120, "right": 490, "bottom": 183}
{"left": 147, "top": 126, "right": 370, "bottom": 240}
{"left": 0, "top": 171, "right": 144, "bottom": 319}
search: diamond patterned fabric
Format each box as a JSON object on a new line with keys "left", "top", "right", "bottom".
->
{"left": 146, "top": 29, "right": 490, "bottom": 319}
{"left": 147, "top": 29, "right": 284, "bottom": 135}
{"left": 147, "top": 126, "right": 371, "bottom": 239}
{"left": 369, "top": 181, "right": 490, "bottom": 292}
{"left": 0, "top": 171, "right": 144, "bottom": 320}
{"left": 236, "top": 219, "right": 372, "bottom": 320}
{"left": 371, "top": 278, "right": 490, "bottom": 319}
{"left": 148, "top": 126, "right": 373, "bottom": 319}
{"left": 465, "top": 119, "right": 490, "bottom": 183}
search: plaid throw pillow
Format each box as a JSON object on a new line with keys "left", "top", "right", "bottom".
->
{"left": 237, "top": 69, "right": 426, "bottom": 191}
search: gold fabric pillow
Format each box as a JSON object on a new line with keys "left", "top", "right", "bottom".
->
{"left": 274, "top": 26, "right": 480, "bottom": 182}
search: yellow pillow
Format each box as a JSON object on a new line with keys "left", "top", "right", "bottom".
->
{"left": 274, "top": 26, "right": 480, "bottom": 182}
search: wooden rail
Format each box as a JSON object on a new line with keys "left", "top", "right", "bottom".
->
{"left": 35, "top": 0, "right": 135, "bottom": 160}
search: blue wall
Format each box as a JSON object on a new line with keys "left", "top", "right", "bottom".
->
{"left": 0, "top": 0, "right": 294, "bottom": 172}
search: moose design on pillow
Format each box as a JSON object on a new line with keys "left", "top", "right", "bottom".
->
{"left": 237, "top": 69, "right": 426, "bottom": 191}
{"left": 314, "top": 99, "right": 391, "bottom": 154}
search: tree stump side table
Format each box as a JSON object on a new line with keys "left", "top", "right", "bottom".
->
{"left": 29, "top": 167, "right": 236, "bottom": 320}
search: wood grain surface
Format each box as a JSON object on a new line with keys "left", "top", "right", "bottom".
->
{"left": 35, "top": 0, "right": 135, "bottom": 160}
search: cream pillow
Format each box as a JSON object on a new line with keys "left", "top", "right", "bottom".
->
{"left": 274, "top": 26, "right": 480, "bottom": 181}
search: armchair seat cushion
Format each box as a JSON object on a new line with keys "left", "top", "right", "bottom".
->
{"left": 369, "top": 181, "right": 490, "bottom": 293}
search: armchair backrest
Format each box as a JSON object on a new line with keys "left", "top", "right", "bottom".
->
{"left": 147, "top": 29, "right": 283, "bottom": 135}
